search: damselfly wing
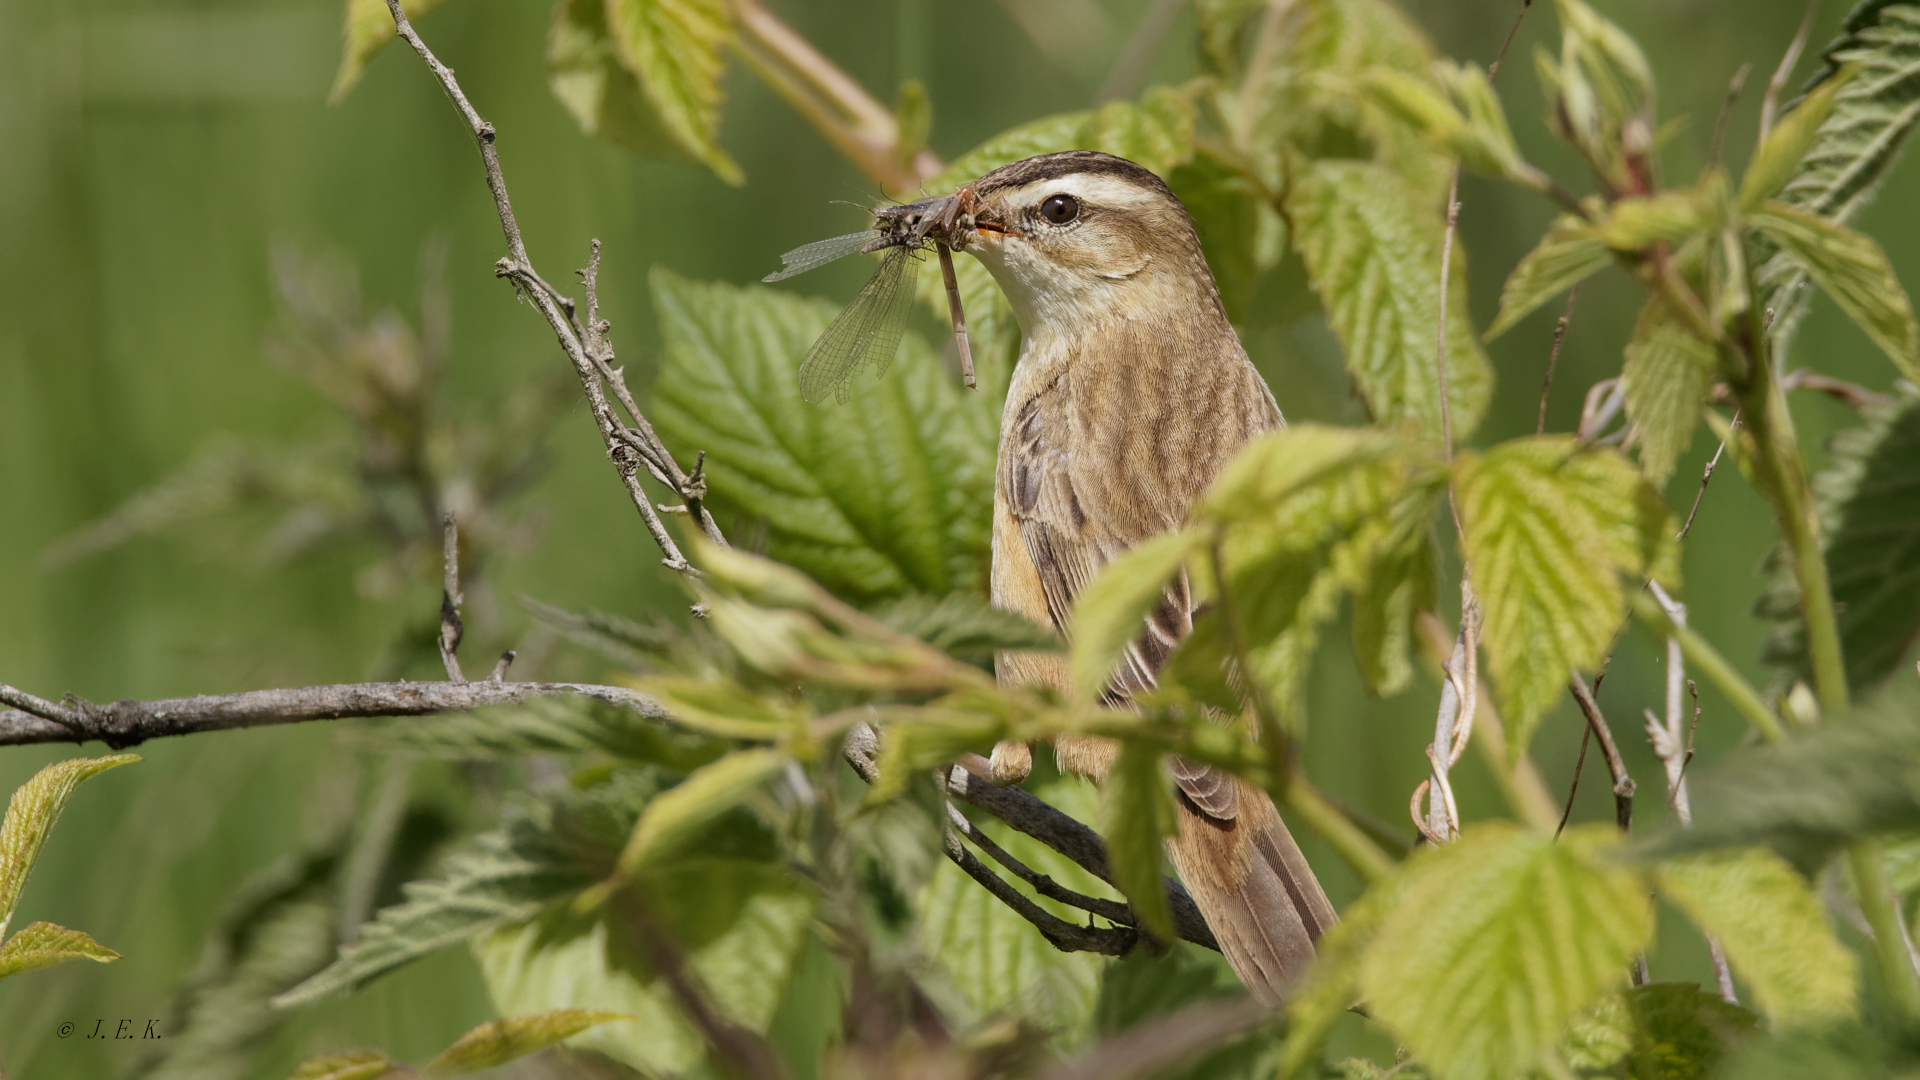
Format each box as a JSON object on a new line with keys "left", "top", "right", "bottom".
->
{"left": 763, "top": 195, "right": 976, "bottom": 405}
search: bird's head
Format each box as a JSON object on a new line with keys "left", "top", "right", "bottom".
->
{"left": 948, "top": 151, "right": 1225, "bottom": 343}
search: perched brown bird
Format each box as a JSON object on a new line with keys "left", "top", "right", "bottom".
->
{"left": 954, "top": 150, "right": 1336, "bottom": 1005}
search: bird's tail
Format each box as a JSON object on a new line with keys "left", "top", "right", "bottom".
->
{"left": 1163, "top": 775, "right": 1336, "bottom": 1005}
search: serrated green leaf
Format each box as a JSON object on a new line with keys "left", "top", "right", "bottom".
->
{"left": 1485, "top": 214, "right": 1610, "bottom": 340}
{"left": 0, "top": 921, "right": 119, "bottom": 979}
{"left": 1288, "top": 160, "right": 1493, "bottom": 440}
{"left": 1358, "top": 824, "right": 1654, "bottom": 1080}
{"left": 1101, "top": 743, "right": 1179, "bottom": 943}
{"left": 601, "top": 0, "right": 740, "bottom": 184}
{"left": 548, "top": 0, "right": 721, "bottom": 177}
{"left": 1170, "top": 151, "right": 1292, "bottom": 324}
{"left": 1761, "top": 390, "right": 1920, "bottom": 690}
{"left": 1622, "top": 297, "right": 1719, "bottom": 484}
{"left": 1656, "top": 848, "right": 1857, "bottom": 1027}
{"left": 275, "top": 778, "right": 644, "bottom": 1006}
{"left": 869, "top": 591, "right": 1059, "bottom": 670}
{"left": 423, "top": 1008, "right": 633, "bottom": 1076}
{"left": 1070, "top": 529, "right": 1207, "bottom": 703}
{"left": 476, "top": 860, "right": 812, "bottom": 1075}
{"left": 1742, "top": 69, "right": 1856, "bottom": 211}
{"left": 925, "top": 112, "right": 1092, "bottom": 195}
{"left": 918, "top": 776, "right": 1108, "bottom": 1034}
{"left": 1778, "top": 4, "right": 1920, "bottom": 224}
{"left": 1194, "top": 425, "right": 1439, "bottom": 713}
{"left": 1194, "top": 0, "right": 1264, "bottom": 77}
{"left": 289, "top": 1050, "right": 398, "bottom": 1080}
{"left": 1560, "top": 982, "right": 1759, "bottom": 1080}
{"left": 1651, "top": 678, "right": 1920, "bottom": 869}
{"left": 1082, "top": 85, "right": 1197, "bottom": 178}
{"left": 1456, "top": 438, "right": 1676, "bottom": 755}
{"left": 609, "top": 749, "right": 786, "bottom": 881}
{"left": 1351, "top": 514, "right": 1438, "bottom": 696}
{"left": 624, "top": 676, "right": 804, "bottom": 742}
{"left": 0, "top": 753, "right": 139, "bottom": 938}
{"left": 1541, "top": 0, "right": 1656, "bottom": 191}
{"left": 1600, "top": 178, "right": 1723, "bottom": 251}
{"left": 1751, "top": 201, "right": 1920, "bottom": 384}
{"left": 1278, "top": 861, "right": 1410, "bottom": 1080}
{"left": 330, "top": 0, "right": 446, "bottom": 104}
{"left": 1362, "top": 63, "right": 1534, "bottom": 186}
{"left": 648, "top": 270, "right": 992, "bottom": 602}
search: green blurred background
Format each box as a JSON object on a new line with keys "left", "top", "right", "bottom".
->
{"left": 0, "top": 0, "right": 1908, "bottom": 1074}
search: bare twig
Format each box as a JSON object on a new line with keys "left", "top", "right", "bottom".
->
{"left": 379, "top": 0, "right": 711, "bottom": 577}
{"left": 1555, "top": 725, "right": 1592, "bottom": 839}
{"left": 1760, "top": 0, "right": 1820, "bottom": 140}
{"left": 1641, "top": 584, "right": 1738, "bottom": 1004}
{"left": 1567, "top": 674, "right": 1636, "bottom": 834}
{"left": 1042, "top": 997, "right": 1269, "bottom": 1080}
{"left": 488, "top": 651, "right": 516, "bottom": 683}
{"left": 438, "top": 512, "right": 466, "bottom": 682}
{"left": 1537, "top": 285, "right": 1580, "bottom": 434}
{"left": 0, "top": 680, "right": 664, "bottom": 749}
{"left": 1678, "top": 412, "right": 1738, "bottom": 540}
{"left": 1782, "top": 369, "right": 1890, "bottom": 411}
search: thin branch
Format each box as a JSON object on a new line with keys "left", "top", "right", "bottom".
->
{"left": 1566, "top": 674, "right": 1636, "bottom": 833}
{"left": 379, "top": 0, "right": 711, "bottom": 577}
{"left": 1710, "top": 64, "right": 1753, "bottom": 170}
{"left": 1678, "top": 412, "right": 1737, "bottom": 540}
{"left": 1555, "top": 725, "right": 1591, "bottom": 839}
{"left": 1782, "top": 369, "right": 1890, "bottom": 411}
{"left": 0, "top": 680, "right": 664, "bottom": 749}
{"left": 438, "top": 512, "right": 466, "bottom": 682}
{"left": 1537, "top": 285, "right": 1580, "bottom": 434}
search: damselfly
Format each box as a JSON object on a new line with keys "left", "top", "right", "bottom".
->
{"left": 764, "top": 193, "right": 977, "bottom": 405}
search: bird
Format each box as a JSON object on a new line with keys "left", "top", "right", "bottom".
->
{"left": 951, "top": 150, "right": 1337, "bottom": 1006}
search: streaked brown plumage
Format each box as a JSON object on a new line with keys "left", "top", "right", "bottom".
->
{"left": 955, "top": 151, "right": 1336, "bottom": 1005}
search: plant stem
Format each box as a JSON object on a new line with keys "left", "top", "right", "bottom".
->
{"left": 1631, "top": 592, "right": 1785, "bottom": 745}
{"left": 1282, "top": 774, "right": 1395, "bottom": 885}
{"left": 1851, "top": 842, "right": 1920, "bottom": 1019}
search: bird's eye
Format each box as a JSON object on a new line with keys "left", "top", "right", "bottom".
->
{"left": 1039, "top": 194, "right": 1080, "bottom": 225}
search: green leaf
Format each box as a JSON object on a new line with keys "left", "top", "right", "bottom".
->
{"left": 1655, "top": 849, "right": 1858, "bottom": 1027}
{"left": 289, "top": 1050, "right": 399, "bottom": 1080}
{"left": 1741, "top": 68, "right": 1856, "bottom": 211}
{"left": 608, "top": 749, "right": 787, "bottom": 882}
{"left": 648, "top": 270, "right": 992, "bottom": 603}
{"left": 1761, "top": 389, "right": 1920, "bottom": 691}
{"left": 1169, "top": 152, "right": 1292, "bottom": 325}
{"left": 1350, "top": 509, "right": 1438, "bottom": 696}
{"left": 1750, "top": 201, "right": 1920, "bottom": 384}
{"left": 1651, "top": 677, "right": 1920, "bottom": 869}
{"left": 1070, "top": 528, "right": 1207, "bottom": 702}
{"left": 869, "top": 591, "right": 1060, "bottom": 671}
{"left": 1621, "top": 297, "right": 1719, "bottom": 484}
{"left": 275, "top": 777, "right": 646, "bottom": 1006}
{"left": 1538, "top": 0, "right": 1655, "bottom": 191}
{"left": 1101, "top": 743, "right": 1179, "bottom": 943}
{"left": 0, "top": 753, "right": 139, "bottom": 938}
{"left": 549, "top": 0, "right": 727, "bottom": 180}
{"left": 330, "top": 0, "right": 446, "bottom": 103}
{"left": 0, "top": 921, "right": 119, "bottom": 979}
{"left": 1288, "top": 160, "right": 1494, "bottom": 440}
{"left": 1456, "top": 437, "right": 1676, "bottom": 754}
{"left": 1485, "top": 214, "right": 1610, "bottom": 341}
{"left": 1560, "top": 982, "right": 1759, "bottom": 1080}
{"left": 1717, "top": 1021, "right": 1920, "bottom": 1080}
{"left": 1599, "top": 177, "right": 1724, "bottom": 251}
{"left": 1191, "top": 425, "right": 1439, "bottom": 712}
{"left": 601, "top": 0, "right": 740, "bottom": 184}
{"left": 924, "top": 112, "right": 1091, "bottom": 196}
{"left": 1362, "top": 62, "right": 1535, "bottom": 186}
{"left": 1777, "top": 4, "right": 1920, "bottom": 224}
{"left": 1081, "top": 85, "right": 1197, "bottom": 178}
{"left": 423, "top": 1009, "right": 634, "bottom": 1076}
{"left": 918, "top": 776, "right": 1108, "bottom": 1034}
{"left": 1194, "top": 0, "right": 1265, "bottom": 77}
{"left": 1278, "top": 863, "right": 1409, "bottom": 1080}
{"left": 1357, "top": 824, "right": 1654, "bottom": 1080}
{"left": 476, "top": 861, "right": 812, "bottom": 1075}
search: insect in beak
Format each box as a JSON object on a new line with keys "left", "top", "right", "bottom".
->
{"left": 762, "top": 189, "right": 983, "bottom": 404}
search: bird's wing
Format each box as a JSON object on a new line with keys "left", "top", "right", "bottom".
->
{"left": 1002, "top": 389, "right": 1240, "bottom": 819}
